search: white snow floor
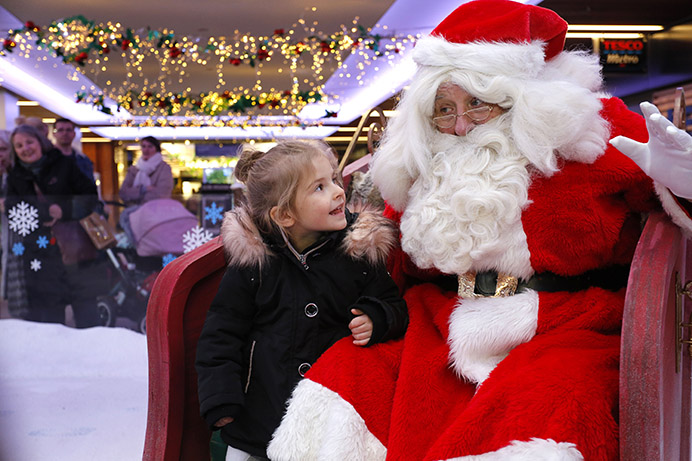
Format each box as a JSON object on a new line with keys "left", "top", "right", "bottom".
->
{"left": 0, "top": 319, "right": 148, "bottom": 460}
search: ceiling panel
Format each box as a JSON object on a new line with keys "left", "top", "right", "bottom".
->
{"left": 540, "top": 0, "right": 692, "bottom": 27}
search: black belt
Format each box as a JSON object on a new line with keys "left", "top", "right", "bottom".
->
{"left": 473, "top": 265, "right": 631, "bottom": 296}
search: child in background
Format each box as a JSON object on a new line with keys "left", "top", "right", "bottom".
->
{"left": 195, "top": 141, "right": 408, "bottom": 461}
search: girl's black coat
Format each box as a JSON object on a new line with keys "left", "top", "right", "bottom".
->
{"left": 195, "top": 208, "right": 408, "bottom": 457}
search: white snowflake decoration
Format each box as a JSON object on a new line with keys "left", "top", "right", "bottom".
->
{"left": 8, "top": 201, "right": 39, "bottom": 237}
{"left": 30, "top": 259, "right": 42, "bottom": 272}
{"left": 182, "top": 225, "right": 214, "bottom": 253}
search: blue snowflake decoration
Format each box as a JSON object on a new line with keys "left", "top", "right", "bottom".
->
{"left": 36, "top": 235, "right": 49, "bottom": 249}
{"left": 162, "top": 253, "right": 177, "bottom": 268}
{"left": 204, "top": 202, "right": 224, "bottom": 225}
{"left": 12, "top": 242, "right": 25, "bottom": 256}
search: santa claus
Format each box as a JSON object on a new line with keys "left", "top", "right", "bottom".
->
{"left": 267, "top": 0, "right": 692, "bottom": 460}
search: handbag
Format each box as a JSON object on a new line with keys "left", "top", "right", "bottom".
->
{"left": 52, "top": 219, "right": 99, "bottom": 265}
{"left": 79, "top": 211, "right": 117, "bottom": 250}
{"left": 31, "top": 181, "right": 105, "bottom": 265}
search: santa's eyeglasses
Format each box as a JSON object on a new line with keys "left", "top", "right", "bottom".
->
{"left": 432, "top": 105, "right": 494, "bottom": 129}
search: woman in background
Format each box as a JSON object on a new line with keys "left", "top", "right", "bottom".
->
{"left": 5, "top": 125, "right": 102, "bottom": 326}
{"left": 118, "top": 136, "right": 173, "bottom": 245}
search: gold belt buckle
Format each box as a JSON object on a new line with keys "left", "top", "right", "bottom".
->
{"left": 458, "top": 271, "right": 518, "bottom": 299}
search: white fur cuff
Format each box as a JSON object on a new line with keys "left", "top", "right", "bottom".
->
{"left": 655, "top": 182, "right": 692, "bottom": 239}
{"left": 448, "top": 291, "right": 539, "bottom": 384}
{"left": 267, "top": 379, "right": 386, "bottom": 461}
{"left": 443, "top": 438, "right": 584, "bottom": 461}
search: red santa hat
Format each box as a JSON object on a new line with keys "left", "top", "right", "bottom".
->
{"left": 412, "top": 0, "right": 568, "bottom": 77}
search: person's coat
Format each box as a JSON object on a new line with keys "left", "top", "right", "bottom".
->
{"left": 5, "top": 149, "right": 98, "bottom": 319}
{"left": 118, "top": 160, "right": 173, "bottom": 205}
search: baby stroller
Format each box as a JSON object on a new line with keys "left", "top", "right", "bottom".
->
{"left": 97, "top": 199, "right": 199, "bottom": 333}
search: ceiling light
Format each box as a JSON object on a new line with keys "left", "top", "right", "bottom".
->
{"left": 338, "top": 127, "right": 371, "bottom": 133}
{"left": 16, "top": 100, "right": 40, "bottom": 106}
{"left": 568, "top": 25, "right": 663, "bottom": 32}
{"left": 324, "top": 136, "right": 369, "bottom": 142}
{"left": 0, "top": 51, "right": 125, "bottom": 125}
{"left": 89, "top": 125, "right": 338, "bottom": 141}
{"left": 566, "top": 33, "right": 644, "bottom": 39}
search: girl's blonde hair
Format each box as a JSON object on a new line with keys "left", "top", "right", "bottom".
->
{"left": 235, "top": 140, "right": 338, "bottom": 237}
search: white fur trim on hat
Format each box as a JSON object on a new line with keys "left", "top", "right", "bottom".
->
{"left": 268, "top": 379, "right": 386, "bottom": 461}
{"left": 413, "top": 35, "right": 547, "bottom": 79}
{"left": 448, "top": 291, "right": 539, "bottom": 384}
{"left": 444, "top": 438, "right": 584, "bottom": 460}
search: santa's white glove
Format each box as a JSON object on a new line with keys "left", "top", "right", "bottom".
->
{"left": 609, "top": 101, "right": 692, "bottom": 199}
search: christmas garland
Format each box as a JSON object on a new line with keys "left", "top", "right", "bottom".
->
{"left": 1, "top": 18, "right": 399, "bottom": 67}
{"left": 2, "top": 16, "right": 414, "bottom": 119}
{"left": 76, "top": 89, "right": 323, "bottom": 116}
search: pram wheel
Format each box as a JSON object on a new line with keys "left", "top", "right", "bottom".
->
{"left": 96, "top": 297, "right": 117, "bottom": 327}
{"left": 138, "top": 315, "right": 147, "bottom": 335}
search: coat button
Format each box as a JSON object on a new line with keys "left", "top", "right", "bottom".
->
{"left": 304, "top": 302, "right": 318, "bottom": 318}
{"left": 298, "top": 362, "right": 311, "bottom": 377}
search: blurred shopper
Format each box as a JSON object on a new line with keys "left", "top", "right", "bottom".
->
{"left": 1, "top": 129, "right": 30, "bottom": 319}
{"left": 0, "top": 129, "right": 22, "bottom": 312}
{"left": 53, "top": 118, "right": 95, "bottom": 184}
{"left": 0, "top": 129, "right": 10, "bottom": 210}
{"left": 0, "top": 130, "right": 10, "bottom": 177}
{"left": 6, "top": 125, "right": 107, "bottom": 327}
{"left": 118, "top": 136, "right": 173, "bottom": 245}
{"left": 15, "top": 116, "right": 51, "bottom": 143}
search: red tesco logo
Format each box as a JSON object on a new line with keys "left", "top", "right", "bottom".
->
{"left": 603, "top": 40, "right": 644, "bottom": 51}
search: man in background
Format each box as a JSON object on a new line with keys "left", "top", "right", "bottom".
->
{"left": 53, "top": 118, "right": 95, "bottom": 184}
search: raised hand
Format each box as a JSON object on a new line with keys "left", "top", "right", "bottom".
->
{"left": 610, "top": 101, "right": 692, "bottom": 199}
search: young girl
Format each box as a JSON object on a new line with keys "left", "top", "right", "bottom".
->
{"left": 195, "top": 141, "right": 408, "bottom": 460}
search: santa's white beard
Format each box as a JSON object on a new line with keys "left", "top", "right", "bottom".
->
{"left": 400, "top": 122, "right": 534, "bottom": 278}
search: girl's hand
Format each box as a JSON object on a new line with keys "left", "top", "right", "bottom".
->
{"left": 349, "top": 309, "right": 373, "bottom": 346}
{"left": 213, "top": 416, "right": 234, "bottom": 428}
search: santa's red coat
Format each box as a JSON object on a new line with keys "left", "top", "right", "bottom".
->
{"left": 268, "top": 98, "right": 664, "bottom": 460}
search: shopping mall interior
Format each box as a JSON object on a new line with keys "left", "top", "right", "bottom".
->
{"left": 1, "top": 1, "right": 692, "bottom": 460}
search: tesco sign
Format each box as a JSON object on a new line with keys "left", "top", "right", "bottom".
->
{"left": 600, "top": 38, "right": 647, "bottom": 72}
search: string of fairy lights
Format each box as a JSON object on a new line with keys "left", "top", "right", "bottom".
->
{"left": 1, "top": 13, "right": 418, "bottom": 128}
